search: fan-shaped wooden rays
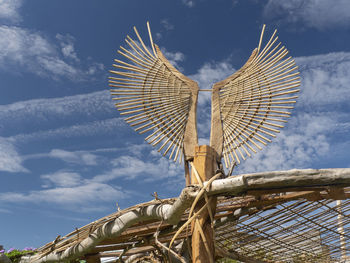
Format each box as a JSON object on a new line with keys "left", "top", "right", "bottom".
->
{"left": 109, "top": 23, "right": 199, "bottom": 162}
{"left": 210, "top": 25, "right": 300, "bottom": 169}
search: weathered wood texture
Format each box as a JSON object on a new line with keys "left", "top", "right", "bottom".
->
{"left": 84, "top": 254, "right": 101, "bottom": 263}
{"left": 191, "top": 146, "right": 217, "bottom": 263}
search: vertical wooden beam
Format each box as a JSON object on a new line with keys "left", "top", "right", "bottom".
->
{"left": 183, "top": 86, "right": 199, "bottom": 160}
{"left": 185, "top": 160, "right": 191, "bottom": 186}
{"left": 191, "top": 145, "right": 217, "bottom": 263}
{"left": 209, "top": 84, "right": 223, "bottom": 163}
{"left": 337, "top": 200, "right": 347, "bottom": 260}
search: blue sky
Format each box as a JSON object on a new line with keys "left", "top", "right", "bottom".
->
{"left": 0, "top": 0, "right": 350, "bottom": 250}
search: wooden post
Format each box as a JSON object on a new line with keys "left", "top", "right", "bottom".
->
{"left": 337, "top": 200, "right": 347, "bottom": 260}
{"left": 191, "top": 145, "right": 217, "bottom": 263}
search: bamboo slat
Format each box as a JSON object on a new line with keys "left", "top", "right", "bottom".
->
{"left": 211, "top": 25, "right": 300, "bottom": 168}
{"left": 109, "top": 22, "right": 198, "bottom": 162}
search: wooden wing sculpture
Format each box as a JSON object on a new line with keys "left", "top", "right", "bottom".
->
{"left": 109, "top": 23, "right": 300, "bottom": 168}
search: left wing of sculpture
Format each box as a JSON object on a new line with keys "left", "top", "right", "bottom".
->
{"left": 210, "top": 25, "right": 300, "bottom": 169}
{"left": 109, "top": 22, "right": 199, "bottom": 163}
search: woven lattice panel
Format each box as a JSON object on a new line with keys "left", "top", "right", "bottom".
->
{"left": 33, "top": 188, "right": 350, "bottom": 263}
{"left": 216, "top": 198, "right": 350, "bottom": 262}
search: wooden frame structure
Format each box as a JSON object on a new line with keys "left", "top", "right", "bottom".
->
{"left": 19, "top": 169, "right": 350, "bottom": 263}
{"left": 16, "top": 23, "right": 350, "bottom": 263}
{"left": 107, "top": 23, "right": 300, "bottom": 262}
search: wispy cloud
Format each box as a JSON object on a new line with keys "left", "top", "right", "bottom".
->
{"left": 0, "top": 26, "right": 104, "bottom": 80}
{"left": 92, "top": 155, "right": 183, "bottom": 183}
{"left": 0, "top": 180, "right": 127, "bottom": 211}
{"left": 156, "top": 19, "right": 175, "bottom": 40}
{"left": 3, "top": 49, "right": 350, "bottom": 176}
{"left": 189, "top": 60, "right": 236, "bottom": 140}
{"left": 236, "top": 113, "right": 332, "bottom": 173}
{"left": 0, "top": 207, "right": 12, "bottom": 214}
{"left": 0, "top": 0, "right": 22, "bottom": 22}
{"left": 48, "top": 149, "right": 98, "bottom": 166}
{"left": 182, "top": 0, "right": 195, "bottom": 8}
{"left": 160, "top": 19, "right": 174, "bottom": 31}
{"left": 160, "top": 48, "right": 185, "bottom": 70}
{"left": 189, "top": 60, "right": 236, "bottom": 104}
{"left": 296, "top": 52, "right": 350, "bottom": 106}
{"left": 0, "top": 0, "right": 104, "bottom": 82}
{"left": 11, "top": 117, "right": 126, "bottom": 144}
{"left": 0, "top": 143, "right": 183, "bottom": 211}
{"left": 41, "top": 171, "right": 83, "bottom": 188}
{"left": 0, "top": 137, "right": 27, "bottom": 173}
{"left": 0, "top": 90, "right": 115, "bottom": 135}
{"left": 56, "top": 34, "right": 79, "bottom": 62}
{"left": 263, "top": 0, "right": 350, "bottom": 30}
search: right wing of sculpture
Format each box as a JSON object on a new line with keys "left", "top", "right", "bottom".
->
{"left": 210, "top": 25, "right": 300, "bottom": 169}
{"left": 109, "top": 22, "right": 199, "bottom": 163}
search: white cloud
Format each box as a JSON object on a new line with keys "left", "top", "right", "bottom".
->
{"left": 125, "top": 142, "right": 152, "bottom": 158}
{"left": 41, "top": 171, "right": 83, "bottom": 188}
{"left": 236, "top": 113, "right": 332, "bottom": 173}
{"left": 0, "top": 90, "right": 114, "bottom": 135}
{"left": 263, "top": 0, "right": 350, "bottom": 30}
{"left": 3, "top": 47, "right": 350, "bottom": 178}
{"left": 0, "top": 0, "right": 22, "bottom": 22}
{"left": 160, "top": 48, "right": 185, "bottom": 69}
{"left": 0, "top": 181, "right": 126, "bottom": 210}
{"left": 160, "top": 19, "right": 174, "bottom": 31}
{"left": 0, "top": 26, "right": 104, "bottom": 80}
{"left": 0, "top": 208, "right": 12, "bottom": 213}
{"left": 92, "top": 155, "right": 183, "bottom": 183}
{"left": 56, "top": 34, "right": 79, "bottom": 62}
{"left": 198, "top": 137, "right": 209, "bottom": 145}
{"left": 10, "top": 118, "right": 126, "bottom": 143}
{"left": 296, "top": 52, "right": 350, "bottom": 106}
{"left": 0, "top": 137, "right": 27, "bottom": 173}
{"left": 155, "top": 32, "right": 162, "bottom": 40}
{"left": 11, "top": 117, "right": 125, "bottom": 144}
{"left": 182, "top": 0, "right": 195, "bottom": 7}
{"left": 189, "top": 61, "right": 236, "bottom": 105}
{"left": 189, "top": 60, "right": 236, "bottom": 140}
{"left": 48, "top": 149, "right": 98, "bottom": 166}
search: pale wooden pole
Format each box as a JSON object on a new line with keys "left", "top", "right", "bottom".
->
{"left": 336, "top": 200, "right": 347, "bottom": 260}
{"left": 190, "top": 145, "right": 217, "bottom": 263}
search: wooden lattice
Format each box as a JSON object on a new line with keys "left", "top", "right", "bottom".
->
{"left": 216, "top": 196, "right": 350, "bottom": 262}
{"left": 29, "top": 186, "right": 350, "bottom": 263}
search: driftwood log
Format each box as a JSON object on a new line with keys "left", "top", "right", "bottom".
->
{"left": 19, "top": 168, "right": 350, "bottom": 263}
